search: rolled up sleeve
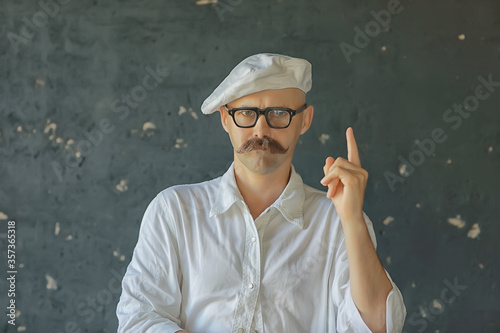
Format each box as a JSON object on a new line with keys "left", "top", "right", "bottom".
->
{"left": 333, "top": 212, "right": 406, "bottom": 332}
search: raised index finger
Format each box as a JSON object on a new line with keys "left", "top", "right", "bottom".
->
{"left": 347, "top": 127, "right": 362, "bottom": 167}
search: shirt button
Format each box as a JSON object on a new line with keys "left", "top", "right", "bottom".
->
{"left": 238, "top": 328, "right": 244, "bottom": 333}
{"left": 247, "top": 283, "right": 254, "bottom": 289}
{"left": 251, "top": 237, "right": 257, "bottom": 243}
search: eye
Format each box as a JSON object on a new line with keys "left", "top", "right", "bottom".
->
{"left": 271, "top": 110, "right": 288, "bottom": 117}
{"left": 239, "top": 110, "right": 255, "bottom": 117}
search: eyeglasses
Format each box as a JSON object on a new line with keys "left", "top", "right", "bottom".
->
{"left": 224, "top": 103, "right": 307, "bottom": 129}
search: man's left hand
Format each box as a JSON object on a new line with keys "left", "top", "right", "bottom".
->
{"left": 320, "top": 127, "right": 368, "bottom": 224}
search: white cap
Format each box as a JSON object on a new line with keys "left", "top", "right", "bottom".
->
{"left": 201, "top": 53, "right": 312, "bottom": 115}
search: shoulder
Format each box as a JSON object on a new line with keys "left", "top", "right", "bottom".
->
{"left": 139, "top": 177, "right": 222, "bottom": 231}
{"left": 303, "top": 183, "right": 333, "bottom": 209}
{"left": 156, "top": 177, "right": 221, "bottom": 203}
{"left": 153, "top": 176, "right": 222, "bottom": 210}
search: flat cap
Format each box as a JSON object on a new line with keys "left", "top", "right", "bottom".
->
{"left": 201, "top": 53, "right": 312, "bottom": 115}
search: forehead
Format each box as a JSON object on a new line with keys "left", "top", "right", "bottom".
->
{"left": 228, "top": 88, "right": 305, "bottom": 107}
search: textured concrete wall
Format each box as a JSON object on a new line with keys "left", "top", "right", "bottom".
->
{"left": 0, "top": 0, "right": 499, "bottom": 332}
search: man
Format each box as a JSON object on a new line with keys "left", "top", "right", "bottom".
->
{"left": 116, "top": 53, "right": 406, "bottom": 333}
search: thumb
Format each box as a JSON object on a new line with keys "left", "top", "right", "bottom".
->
{"left": 323, "top": 157, "right": 335, "bottom": 175}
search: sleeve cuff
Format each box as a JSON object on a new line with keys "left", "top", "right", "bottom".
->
{"left": 340, "top": 271, "right": 406, "bottom": 333}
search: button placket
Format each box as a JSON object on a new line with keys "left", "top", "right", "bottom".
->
{"left": 251, "top": 214, "right": 271, "bottom": 333}
{"left": 231, "top": 204, "right": 262, "bottom": 333}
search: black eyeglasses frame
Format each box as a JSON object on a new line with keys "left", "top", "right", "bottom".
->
{"left": 224, "top": 103, "right": 308, "bottom": 129}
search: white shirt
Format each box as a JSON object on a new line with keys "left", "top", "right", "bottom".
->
{"left": 117, "top": 162, "right": 406, "bottom": 333}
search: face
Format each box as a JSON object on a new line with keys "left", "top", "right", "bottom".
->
{"left": 219, "top": 88, "right": 314, "bottom": 175}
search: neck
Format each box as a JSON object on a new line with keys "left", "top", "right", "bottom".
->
{"left": 233, "top": 158, "right": 292, "bottom": 220}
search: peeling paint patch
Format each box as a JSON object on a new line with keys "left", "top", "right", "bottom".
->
{"left": 116, "top": 180, "right": 128, "bottom": 192}
{"left": 0, "top": 211, "right": 8, "bottom": 220}
{"left": 432, "top": 299, "right": 443, "bottom": 311}
{"left": 56, "top": 137, "right": 63, "bottom": 144}
{"left": 55, "top": 222, "right": 60, "bottom": 236}
{"left": 113, "top": 249, "right": 126, "bottom": 261}
{"left": 142, "top": 122, "right": 156, "bottom": 137}
{"left": 458, "top": 34, "right": 465, "bottom": 40}
{"left": 142, "top": 122, "right": 156, "bottom": 131}
{"left": 65, "top": 139, "right": 74, "bottom": 150}
{"left": 65, "top": 235, "right": 73, "bottom": 241}
{"left": 178, "top": 106, "right": 187, "bottom": 115}
{"left": 448, "top": 215, "right": 465, "bottom": 228}
{"left": 196, "top": 0, "right": 217, "bottom": 4}
{"left": 45, "top": 274, "right": 58, "bottom": 290}
{"left": 44, "top": 121, "right": 57, "bottom": 140}
{"left": 17, "top": 326, "right": 26, "bottom": 332}
{"left": 15, "top": 310, "right": 21, "bottom": 318}
{"left": 382, "top": 216, "right": 394, "bottom": 225}
{"left": 398, "top": 163, "right": 410, "bottom": 177}
{"left": 467, "top": 223, "right": 480, "bottom": 239}
{"left": 178, "top": 106, "right": 199, "bottom": 120}
{"left": 35, "top": 78, "right": 45, "bottom": 88}
{"left": 318, "top": 133, "right": 330, "bottom": 145}
{"left": 189, "top": 107, "right": 199, "bottom": 120}
{"left": 174, "top": 138, "right": 188, "bottom": 149}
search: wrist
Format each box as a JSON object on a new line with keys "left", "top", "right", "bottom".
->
{"left": 340, "top": 213, "right": 367, "bottom": 236}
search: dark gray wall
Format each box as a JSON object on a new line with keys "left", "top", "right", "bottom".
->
{"left": 1, "top": 0, "right": 499, "bottom": 332}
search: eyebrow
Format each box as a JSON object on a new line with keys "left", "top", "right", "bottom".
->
{"left": 228, "top": 104, "right": 291, "bottom": 109}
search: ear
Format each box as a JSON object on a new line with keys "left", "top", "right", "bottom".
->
{"left": 219, "top": 106, "right": 229, "bottom": 133}
{"left": 299, "top": 105, "right": 314, "bottom": 135}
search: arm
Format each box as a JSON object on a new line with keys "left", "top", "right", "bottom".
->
{"left": 116, "top": 194, "right": 185, "bottom": 333}
{"left": 321, "top": 127, "right": 405, "bottom": 332}
{"left": 341, "top": 213, "right": 393, "bottom": 332}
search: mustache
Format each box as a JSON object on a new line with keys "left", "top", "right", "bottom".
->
{"left": 236, "top": 135, "right": 289, "bottom": 154}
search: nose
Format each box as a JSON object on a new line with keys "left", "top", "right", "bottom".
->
{"left": 252, "top": 113, "right": 271, "bottom": 137}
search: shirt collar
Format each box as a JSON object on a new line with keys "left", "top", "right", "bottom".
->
{"left": 209, "top": 162, "right": 305, "bottom": 229}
